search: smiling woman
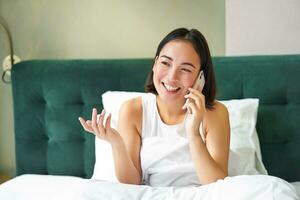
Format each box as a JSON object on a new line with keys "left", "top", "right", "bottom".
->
{"left": 79, "top": 28, "right": 230, "bottom": 186}
{"left": 141, "top": 28, "right": 229, "bottom": 185}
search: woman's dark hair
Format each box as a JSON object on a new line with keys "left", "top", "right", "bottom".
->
{"left": 145, "top": 28, "right": 217, "bottom": 109}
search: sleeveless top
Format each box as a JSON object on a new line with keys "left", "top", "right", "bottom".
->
{"left": 140, "top": 93, "right": 205, "bottom": 187}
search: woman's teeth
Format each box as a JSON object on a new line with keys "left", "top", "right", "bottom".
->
{"left": 164, "top": 83, "right": 180, "bottom": 92}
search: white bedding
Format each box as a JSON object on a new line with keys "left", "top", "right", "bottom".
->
{"left": 292, "top": 182, "right": 300, "bottom": 198}
{"left": 0, "top": 174, "right": 299, "bottom": 200}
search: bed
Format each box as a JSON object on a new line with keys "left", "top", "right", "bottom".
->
{"left": 0, "top": 55, "right": 299, "bottom": 199}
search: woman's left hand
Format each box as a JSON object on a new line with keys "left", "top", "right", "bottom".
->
{"left": 182, "top": 88, "right": 206, "bottom": 138}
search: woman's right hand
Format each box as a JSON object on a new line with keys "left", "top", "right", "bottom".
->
{"left": 78, "top": 108, "right": 121, "bottom": 144}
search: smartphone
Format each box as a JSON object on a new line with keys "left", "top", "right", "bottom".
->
{"left": 193, "top": 70, "right": 205, "bottom": 92}
{"left": 182, "top": 70, "right": 205, "bottom": 114}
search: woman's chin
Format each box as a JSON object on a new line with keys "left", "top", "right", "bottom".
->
{"left": 159, "top": 90, "right": 184, "bottom": 102}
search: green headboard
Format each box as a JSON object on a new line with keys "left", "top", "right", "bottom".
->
{"left": 11, "top": 55, "right": 300, "bottom": 182}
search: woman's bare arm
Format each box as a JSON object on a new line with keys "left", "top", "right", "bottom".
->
{"left": 78, "top": 98, "right": 142, "bottom": 184}
{"left": 115, "top": 97, "right": 142, "bottom": 184}
{"left": 188, "top": 101, "right": 230, "bottom": 185}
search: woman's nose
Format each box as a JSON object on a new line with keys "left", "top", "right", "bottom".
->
{"left": 167, "top": 68, "right": 179, "bottom": 81}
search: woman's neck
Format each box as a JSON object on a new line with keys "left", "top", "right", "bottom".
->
{"left": 156, "top": 96, "right": 186, "bottom": 125}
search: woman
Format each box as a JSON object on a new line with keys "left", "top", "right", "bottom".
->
{"left": 79, "top": 28, "right": 230, "bottom": 186}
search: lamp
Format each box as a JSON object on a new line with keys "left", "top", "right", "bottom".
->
{"left": 0, "top": 15, "right": 18, "bottom": 84}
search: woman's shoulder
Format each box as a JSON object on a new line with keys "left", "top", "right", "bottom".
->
{"left": 205, "top": 100, "right": 229, "bottom": 128}
{"left": 202, "top": 100, "right": 230, "bottom": 143}
{"left": 119, "top": 93, "right": 155, "bottom": 114}
{"left": 212, "top": 100, "right": 229, "bottom": 116}
{"left": 120, "top": 96, "right": 142, "bottom": 116}
{"left": 119, "top": 96, "right": 143, "bottom": 133}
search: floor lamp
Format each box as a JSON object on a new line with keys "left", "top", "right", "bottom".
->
{"left": 0, "top": 16, "right": 16, "bottom": 84}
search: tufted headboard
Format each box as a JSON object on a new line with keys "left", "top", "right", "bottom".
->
{"left": 11, "top": 55, "right": 300, "bottom": 182}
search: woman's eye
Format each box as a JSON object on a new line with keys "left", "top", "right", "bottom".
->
{"left": 161, "top": 61, "right": 170, "bottom": 66}
{"left": 181, "top": 68, "right": 192, "bottom": 73}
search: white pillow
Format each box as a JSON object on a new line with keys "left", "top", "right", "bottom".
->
{"left": 221, "top": 99, "right": 268, "bottom": 176}
{"left": 92, "top": 91, "right": 268, "bottom": 181}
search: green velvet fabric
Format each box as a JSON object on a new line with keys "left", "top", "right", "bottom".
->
{"left": 11, "top": 55, "right": 300, "bottom": 182}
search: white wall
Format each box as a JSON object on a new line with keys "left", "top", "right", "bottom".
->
{"left": 226, "top": 0, "right": 300, "bottom": 55}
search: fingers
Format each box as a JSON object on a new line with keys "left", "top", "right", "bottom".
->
{"left": 105, "top": 113, "right": 112, "bottom": 130}
{"left": 183, "top": 88, "right": 206, "bottom": 117}
{"left": 79, "top": 108, "right": 113, "bottom": 139}
{"left": 91, "top": 108, "right": 100, "bottom": 136}
{"left": 87, "top": 120, "right": 92, "bottom": 126}
{"left": 91, "top": 108, "right": 98, "bottom": 128}
{"left": 182, "top": 99, "right": 188, "bottom": 110}
{"left": 186, "top": 101, "right": 197, "bottom": 114}
{"left": 78, "top": 117, "right": 94, "bottom": 133}
{"left": 184, "top": 93, "right": 200, "bottom": 107}
{"left": 184, "top": 88, "right": 205, "bottom": 108}
{"left": 98, "top": 109, "right": 105, "bottom": 128}
{"left": 97, "top": 109, "right": 106, "bottom": 135}
{"left": 185, "top": 100, "right": 207, "bottom": 119}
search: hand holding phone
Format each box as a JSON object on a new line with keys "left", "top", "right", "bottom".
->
{"left": 177, "top": 70, "right": 206, "bottom": 136}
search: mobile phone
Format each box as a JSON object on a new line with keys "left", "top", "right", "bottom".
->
{"left": 183, "top": 70, "right": 205, "bottom": 114}
{"left": 193, "top": 70, "right": 205, "bottom": 92}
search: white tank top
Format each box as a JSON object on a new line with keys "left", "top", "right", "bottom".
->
{"left": 140, "top": 93, "right": 204, "bottom": 186}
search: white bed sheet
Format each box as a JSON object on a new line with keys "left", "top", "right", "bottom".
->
{"left": 291, "top": 182, "right": 300, "bottom": 198}
{"left": 0, "top": 174, "right": 299, "bottom": 200}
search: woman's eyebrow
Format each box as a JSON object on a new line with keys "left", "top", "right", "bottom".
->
{"left": 181, "top": 62, "right": 196, "bottom": 68}
{"left": 182, "top": 62, "right": 196, "bottom": 68}
{"left": 160, "top": 55, "right": 173, "bottom": 60}
{"left": 160, "top": 55, "right": 196, "bottom": 68}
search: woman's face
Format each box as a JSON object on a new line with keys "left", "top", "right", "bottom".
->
{"left": 153, "top": 40, "right": 201, "bottom": 104}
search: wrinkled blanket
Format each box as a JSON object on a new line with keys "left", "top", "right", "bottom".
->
{"left": 0, "top": 174, "right": 298, "bottom": 200}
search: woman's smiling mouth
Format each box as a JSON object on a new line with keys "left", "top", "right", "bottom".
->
{"left": 162, "top": 82, "right": 181, "bottom": 92}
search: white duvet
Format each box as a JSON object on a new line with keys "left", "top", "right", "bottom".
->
{"left": 0, "top": 174, "right": 299, "bottom": 200}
